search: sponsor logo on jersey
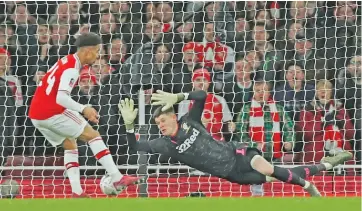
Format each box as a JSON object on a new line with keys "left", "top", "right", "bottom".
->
{"left": 176, "top": 128, "right": 200, "bottom": 153}
{"left": 182, "top": 123, "right": 190, "bottom": 133}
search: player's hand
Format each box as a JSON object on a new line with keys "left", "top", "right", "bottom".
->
{"left": 82, "top": 106, "right": 99, "bottom": 124}
{"left": 151, "top": 90, "right": 178, "bottom": 111}
{"left": 118, "top": 98, "right": 138, "bottom": 130}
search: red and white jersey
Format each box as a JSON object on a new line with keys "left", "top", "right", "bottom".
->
{"left": 29, "top": 54, "right": 82, "bottom": 120}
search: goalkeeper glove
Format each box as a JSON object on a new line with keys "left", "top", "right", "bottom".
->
{"left": 151, "top": 90, "right": 185, "bottom": 111}
{"left": 118, "top": 98, "right": 138, "bottom": 131}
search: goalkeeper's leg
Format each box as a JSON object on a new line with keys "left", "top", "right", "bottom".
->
{"left": 249, "top": 155, "right": 321, "bottom": 196}
{"left": 78, "top": 125, "right": 144, "bottom": 190}
{"left": 267, "top": 151, "right": 353, "bottom": 181}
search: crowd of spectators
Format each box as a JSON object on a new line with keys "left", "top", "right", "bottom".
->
{"left": 0, "top": 2, "right": 360, "bottom": 175}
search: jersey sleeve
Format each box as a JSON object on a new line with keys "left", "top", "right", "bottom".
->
{"left": 126, "top": 131, "right": 153, "bottom": 153}
{"left": 186, "top": 90, "right": 207, "bottom": 123}
{"left": 126, "top": 131, "right": 170, "bottom": 154}
{"left": 56, "top": 68, "right": 85, "bottom": 113}
{"left": 58, "top": 68, "right": 79, "bottom": 94}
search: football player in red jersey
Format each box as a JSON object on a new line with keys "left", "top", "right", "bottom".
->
{"left": 29, "top": 33, "right": 143, "bottom": 197}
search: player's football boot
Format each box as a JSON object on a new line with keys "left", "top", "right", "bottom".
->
{"left": 321, "top": 151, "right": 353, "bottom": 167}
{"left": 113, "top": 175, "right": 145, "bottom": 191}
{"left": 305, "top": 183, "right": 322, "bottom": 197}
{"left": 71, "top": 192, "right": 90, "bottom": 198}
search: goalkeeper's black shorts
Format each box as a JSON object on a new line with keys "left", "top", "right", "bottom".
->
{"left": 224, "top": 147, "right": 267, "bottom": 185}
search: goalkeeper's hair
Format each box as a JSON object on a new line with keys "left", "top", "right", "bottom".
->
{"left": 153, "top": 106, "right": 175, "bottom": 119}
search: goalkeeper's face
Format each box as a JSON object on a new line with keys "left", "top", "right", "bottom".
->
{"left": 155, "top": 113, "right": 178, "bottom": 136}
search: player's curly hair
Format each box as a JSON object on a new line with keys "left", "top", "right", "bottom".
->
{"left": 153, "top": 106, "right": 175, "bottom": 119}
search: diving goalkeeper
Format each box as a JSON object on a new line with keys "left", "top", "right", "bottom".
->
{"left": 119, "top": 90, "right": 353, "bottom": 197}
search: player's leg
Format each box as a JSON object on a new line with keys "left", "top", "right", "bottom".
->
{"left": 47, "top": 109, "right": 143, "bottom": 191}
{"left": 77, "top": 125, "right": 124, "bottom": 182}
{"left": 249, "top": 155, "right": 321, "bottom": 196}
{"left": 63, "top": 138, "right": 85, "bottom": 196}
{"left": 266, "top": 151, "right": 353, "bottom": 182}
{"left": 53, "top": 109, "right": 123, "bottom": 183}
{"left": 31, "top": 120, "right": 86, "bottom": 196}
{"left": 76, "top": 122, "right": 144, "bottom": 190}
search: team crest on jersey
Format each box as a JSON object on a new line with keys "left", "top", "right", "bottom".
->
{"left": 182, "top": 123, "right": 190, "bottom": 133}
{"left": 69, "top": 78, "right": 75, "bottom": 87}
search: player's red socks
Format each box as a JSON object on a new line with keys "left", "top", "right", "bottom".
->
{"left": 88, "top": 137, "right": 123, "bottom": 182}
{"left": 64, "top": 149, "right": 83, "bottom": 195}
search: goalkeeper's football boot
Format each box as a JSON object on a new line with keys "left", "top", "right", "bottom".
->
{"left": 321, "top": 151, "right": 353, "bottom": 167}
{"left": 71, "top": 192, "right": 90, "bottom": 198}
{"left": 305, "top": 183, "right": 322, "bottom": 197}
{"left": 113, "top": 175, "right": 146, "bottom": 191}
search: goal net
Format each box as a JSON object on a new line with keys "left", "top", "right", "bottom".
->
{"left": 0, "top": 1, "right": 361, "bottom": 198}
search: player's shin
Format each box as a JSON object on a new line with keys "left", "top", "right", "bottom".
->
{"left": 64, "top": 150, "right": 83, "bottom": 195}
{"left": 250, "top": 155, "right": 310, "bottom": 189}
{"left": 88, "top": 137, "right": 123, "bottom": 182}
{"left": 288, "top": 164, "right": 328, "bottom": 179}
{"left": 271, "top": 166, "right": 310, "bottom": 188}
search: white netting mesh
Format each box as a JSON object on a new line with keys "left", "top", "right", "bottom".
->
{"left": 0, "top": 1, "right": 361, "bottom": 198}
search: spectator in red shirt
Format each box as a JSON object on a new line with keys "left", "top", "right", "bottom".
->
{"left": 182, "top": 42, "right": 204, "bottom": 72}
{"left": 202, "top": 22, "right": 235, "bottom": 68}
{"left": 178, "top": 68, "right": 235, "bottom": 141}
{"left": 298, "top": 80, "right": 355, "bottom": 162}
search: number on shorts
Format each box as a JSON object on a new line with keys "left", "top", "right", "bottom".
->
{"left": 45, "top": 63, "right": 59, "bottom": 95}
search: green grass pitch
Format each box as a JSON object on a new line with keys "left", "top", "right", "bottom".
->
{"left": 0, "top": 198, "right": 360, "bottom": 211}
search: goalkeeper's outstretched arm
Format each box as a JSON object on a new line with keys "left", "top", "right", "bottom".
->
{"left": 186, "top": 90, "right": 207, "bottom": 122}
{"left": 125, "top": 131, "right": 153, "bottom": 153}
{"left": 118, "top": 98, "right": 153, "bottom": 153}
{"left": 151, "top": 90, "right": 207, "bottom": 123}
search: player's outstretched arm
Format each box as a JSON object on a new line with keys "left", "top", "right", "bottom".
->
{"left": 118, "top": 98, "right": 152, "bottom": 153}
{"left": 151, "top": 90, "right": 207, "bottom": 122}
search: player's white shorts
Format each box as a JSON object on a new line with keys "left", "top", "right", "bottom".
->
{"left": 31, "top": 109, "right": 88, "bottom": 147}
